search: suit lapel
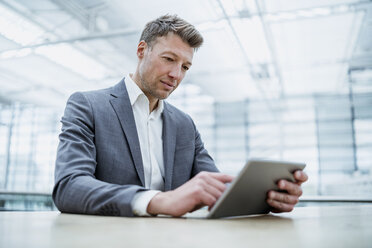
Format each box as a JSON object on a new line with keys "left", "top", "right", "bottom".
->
{"left": 109, "top": 78, "right": 145, "bottom": 187}
{"left": 162, "top": 103, "right": 177, "bottom": 191}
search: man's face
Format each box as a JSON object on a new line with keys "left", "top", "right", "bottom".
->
{"left": 136, "top": 32, "right": 194, "bottom": 101}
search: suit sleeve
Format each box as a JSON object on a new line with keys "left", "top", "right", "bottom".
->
{"left": 191, "top": 120, "right": 220, "bottom": 176}
{"left": 52, "top": 92, "right": 145, "bottom": 217}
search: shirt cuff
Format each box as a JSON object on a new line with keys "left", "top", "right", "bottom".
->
{"left": 131, "top": 190, "right": 161, "bottom": 216}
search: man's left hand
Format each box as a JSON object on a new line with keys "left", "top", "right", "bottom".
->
{"left": 267, "top": 170, "right": 308, "bottom": 213}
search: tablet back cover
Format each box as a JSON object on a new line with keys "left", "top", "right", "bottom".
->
{"left": 208, "top": 160, "right": 306, "bottom": 219}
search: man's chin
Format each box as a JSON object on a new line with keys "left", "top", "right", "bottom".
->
{"left": 150, "top": 93, "right": 169, "bottom": 101}
{"left": 159, "top": 95, "right": 170, "bottom": 100}
{"left": 156, "top": 90, "right": 172, "bottom": 100}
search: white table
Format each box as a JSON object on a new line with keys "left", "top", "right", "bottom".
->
{"left": 1, "top": 204, "right": 371, "bottom": 248}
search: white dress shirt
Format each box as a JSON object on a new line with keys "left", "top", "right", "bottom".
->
{"left": 126, "top": 74, "right": 165, "bottom": 216}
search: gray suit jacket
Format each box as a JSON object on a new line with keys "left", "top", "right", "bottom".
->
{"left": 53, "top": 78, "right": 218, "bottom": 217}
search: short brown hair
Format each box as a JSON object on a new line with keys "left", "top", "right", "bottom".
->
{"left": 139, "top": 14, "right": 203, "bottom": 50}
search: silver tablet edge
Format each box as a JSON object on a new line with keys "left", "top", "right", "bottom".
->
{"left": 206, "top": 159, "right": 306, "bottom": 218}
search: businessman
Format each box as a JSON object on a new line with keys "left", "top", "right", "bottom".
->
{"left": 53, "top": 14, "right": 308, "bottom": 217}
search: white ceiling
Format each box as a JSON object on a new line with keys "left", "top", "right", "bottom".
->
{"left": 0, "top": 0, "right": 371, "bottom": 108}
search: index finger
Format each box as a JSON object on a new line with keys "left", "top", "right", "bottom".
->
{"left": 278, "top": 180, "right": 302, "bottom": 196}
{"left": 209, "top": 172, "right": 235, "bottom": 183}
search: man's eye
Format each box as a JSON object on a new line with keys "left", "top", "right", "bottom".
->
{"left": 164, "top": 57, "right": 174, "bottom": 62}
{"left": 183, "top": 65, "right": 189, "bottom": 71}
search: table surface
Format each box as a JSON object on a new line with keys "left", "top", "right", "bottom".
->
{"left": 1, "top": 204, "right": 372, "bottom": 248}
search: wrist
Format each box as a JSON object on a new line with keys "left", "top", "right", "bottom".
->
{"left": 147, "top": 191, "right": 169, "bottom": 215}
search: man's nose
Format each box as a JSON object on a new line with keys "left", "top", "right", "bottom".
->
{"left": 168, "top": 65, "right": 182, "bottom": 81}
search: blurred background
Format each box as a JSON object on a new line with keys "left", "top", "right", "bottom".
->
{"left": 0, "top": 0, "right": 371, "bottom": 211}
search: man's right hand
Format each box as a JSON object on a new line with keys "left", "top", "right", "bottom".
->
{"left": 147, "top": 172, "right": 234, "bottom": 217}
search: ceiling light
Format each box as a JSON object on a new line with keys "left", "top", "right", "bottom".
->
{"left": 0, "top": 48, "right": 32, "bottom": 59}
{"left": 334, "top": 5, "right": 350, "bottom": 14}
{"left": 197, "top": 19, "right": 227, "bottom": 31}
{"left": 0, "top": 4, "right": 110, "bottom": 80}
{"left": 265, "top": 6, "right": 344, "bottom": 22}
{"left": 231, "top": 17, "right": 272, "bottom": 64}
{"left": 297, "top": 10, "right": 316, "bottom": 18}
{"left": 265, "top": 12, "right": 297, "bottom": 22}
{"left": 312, "top": 8, "right": 332, "bottom": 16}
{"left": 35, "top": 44, "right": 108, "bottom": 80}
{"left": 0, "top": 5, "right": 44, "bottom": 45}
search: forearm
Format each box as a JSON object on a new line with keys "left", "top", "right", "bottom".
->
{"left": 53, "top": 174, "right": 144, "bottom": 217}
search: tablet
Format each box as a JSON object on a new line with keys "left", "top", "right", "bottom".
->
{"left": 207, "top": 159, "right": 306, "bottom": 219}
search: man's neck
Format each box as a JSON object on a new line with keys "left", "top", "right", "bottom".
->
{"left": 130, "top": 73, "right": 159, "bottom": 113}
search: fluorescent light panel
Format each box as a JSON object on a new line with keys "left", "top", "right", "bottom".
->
{"left": 35, "top": 43, "right": 107, "bottom": 80}
{"left": 0, "top": 5, "right": 44, "bottom": 45}
{"left": 0, "top": 48, "right": 32, "bottom": 59}
{"left": 231, "top": 16, "right": 272, "bottom": 64}
{"left": 266, "top": 5, "right": 351, "bottom": 22}
{"left": 0, "top": 4, "right": 109, "bottom": 80}
{"left": 218, "top": 0, "right": 258, "bottom": 16}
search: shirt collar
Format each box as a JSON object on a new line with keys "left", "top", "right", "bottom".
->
{"left": 125, "top": 74, "right": 164, "bottom": 116}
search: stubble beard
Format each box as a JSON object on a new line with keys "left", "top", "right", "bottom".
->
{"left": 139, "top": 74, "right": 169, "bottom": 101}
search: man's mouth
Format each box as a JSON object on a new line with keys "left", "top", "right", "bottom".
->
{"left": 161, "top": 80, "right": 175, "bottom": 90}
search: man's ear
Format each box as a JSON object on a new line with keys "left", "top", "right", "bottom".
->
{"left": 137, "top": 41, "right": 147, "bottom": 59}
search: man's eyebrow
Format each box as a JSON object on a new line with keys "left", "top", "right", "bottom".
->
{"left": 162, "top": 51, "right": 192, "bottom": 66}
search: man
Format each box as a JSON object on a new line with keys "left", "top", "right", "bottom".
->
{"left": 53, "top": 14, "right": 307, "bottom": 217}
